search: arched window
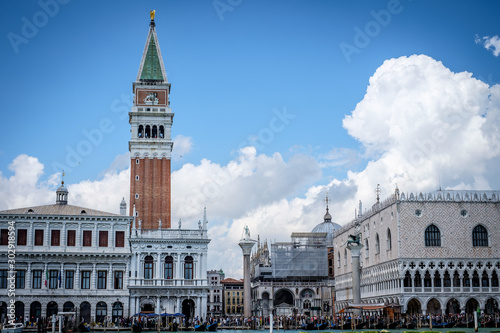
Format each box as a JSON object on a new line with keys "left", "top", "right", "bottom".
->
{"left": 138, "top": 125, "right": 144, "bottom": 138}
{"left": 152, "top": 125, "right": 158, "bottom": 138}
{"left": 63, "top": 302, "right": 74, "bottom": 312}
{"left": 337, "top": 252, "right": 340, "bottom": 268}
{"left": 472, "top": 225, "right": 488, "bottom": 247}
{"left": 165, "top": 256, "right": 173, "bottom": 279}
{"left": 15, "top": 302, "right": 24, "bottom": 321}
{"left": 30, "top": 301, "right": 41, "bottom": 320}
{"left": 425, "top": 225, "right": 441, "bottom": 246}
{"left": 159, "top": 126, "right": 164, "bottom": 138}
{"left": 112, "top": 302, "right": 123, "bottom": 322}
{"left": 387, "top": 228, "right": 392, "bottom": 250}
{"left": 344, "top": 249, "right": 347, "bottom": 266}
{"left": 184, "top": 256, "right": 193, "bottom": 280}
{"left": 303, "top": 300, "right": 311, "bottom": 309}
{"left": 145, "top": 125, "right": 151, "bottom": 138}
{"left": 403, "top": 271, "right": 412, "bottom": 287}
{"left": 375, "top": 233, "right": 380, "bottom": 254}
{"left": 144, "top": 256, "right": 154, "bottom": 279}
{"left": 96, "top": 302, "right": 107, "bottom": 323}
{"left": 365, "top": 239, "right": 369, "bottom": 258}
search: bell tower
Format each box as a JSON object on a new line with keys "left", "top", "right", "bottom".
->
{"left": 129, "top": 12, "right": 173, "bottom": 229}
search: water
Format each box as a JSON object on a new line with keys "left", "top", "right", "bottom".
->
{"left": 125, "top": 329, "right": 500, "bottom": 333}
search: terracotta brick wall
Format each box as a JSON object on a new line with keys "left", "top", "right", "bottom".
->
{"left": 130, "top": 157, "right": 171, "bottom": 229}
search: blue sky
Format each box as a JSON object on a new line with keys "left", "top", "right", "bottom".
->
{"left": 1, "top": 0, "right": 499, "bottom": 276}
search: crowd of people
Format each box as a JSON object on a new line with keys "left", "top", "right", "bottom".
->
{"left": 5, "top": 311, "right": 500, "bottom": 330}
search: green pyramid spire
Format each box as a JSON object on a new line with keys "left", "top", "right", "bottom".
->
{"left": 140, "top": 34, "right": 164, "bottom": 81}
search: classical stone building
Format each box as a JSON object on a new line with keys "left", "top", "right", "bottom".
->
{"left": 221, "top": 278, "right": 244, "bottom": 317}
{"left": 119, "top": 13, "right": 210, "bottom": 320}
{"left": 250, "top": 207, "right": 340, "bottom": 317}
{"left": 333, "top": 188, "right": 500, "bottom": 316}
{"left": 0, "top": 184, "right": 132, "bottom": 324}
{"left": 0, "top": 14, "right": 210, "bottom": 324}
{"left": 207, "top": 270, "right": 225, "bottom": 318}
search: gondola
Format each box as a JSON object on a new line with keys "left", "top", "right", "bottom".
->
{"left": 482, "top": 319, "right": 498, "bottom": 328}
{"left": 301, "top": 322, "right": 316, "bottom": 330}
{"left": 354, "top": 321, "right": 367, "bottom": 329}
{"left": 194, "top": 323, "right": 206, "bottom": 331}
{"left": 369, "top": 322, "right": 384, "bottom": 329}
{"left": 401, "top": 322, "right": 416, "bottom": 329}
{"left": 316, "top": 323, "right": 328, "bottom": 330}
{"left": 132, "top": 323, "right": 142, "bottom": 333}
{"left": 388, "top": 321, "right": 400, "bottom": 329}
{"left": 341, "top": 321, "right": 352, "bottom": 330}
{"left": 455, "top": 320, "right": 474, "bottom": 328}
{"left": 206, "top": 323, "right": 218, "bottom": 331}
{"left": 432, "top": 322, "right": 455, "bottom": 328}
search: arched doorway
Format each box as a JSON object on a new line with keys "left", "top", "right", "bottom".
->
{"left": 80, "top": 302, "right": 91, "bottom": 323}
{"left": 427, "top": 298, "right": 441, "bottom": 315}
{"left": 30, "top": 302, "right": 41, "bottom": 321}
{"left": 465, "top": 298, "right": 479, "bottom": 314}
{"left": 0, "top": 302, "right": 6, "bottom": 323}
{"left": 112, "top": 302, "right": 123, "bottom": 323}
{"left": 96, "top": 302, "right": 107, "bottom": 323}
{"left": 300, "top": 289, "right": 314, "bottom": 315}
{"left": 15, "top": 302, "right": 24, "bottom": 321}
{"left": 485, "top": 298, "right": 498, "bottom": 315}
{"left": 182, "top": 299, "right": 195, "bottom": 320}
{"left": 141, "top": 303, "right": 154, "bottom": 312}
{"left": 261, "top": 292, "right": 270, "bottom": 316}
{"left": 63, "top": 302, "right": 75, "bottom": 312}
{"left": 446, "top": 298, "right": 460, "bottom": 314}
{"left": 275, "top": 289, "right": 294, "bottom": 315}
{"left": 406, "top": 298, "right": 421, "bottom": 314}
{"left": 47, "top": 301, "right": 58, "bottom": 317}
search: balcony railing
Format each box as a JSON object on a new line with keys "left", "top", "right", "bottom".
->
{"left": 130, "top": 278, "right": 207, "bottom": 287}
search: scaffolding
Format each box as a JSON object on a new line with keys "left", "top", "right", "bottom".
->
{"left": 272, "top": 232, "right": 328, "bottom": 278}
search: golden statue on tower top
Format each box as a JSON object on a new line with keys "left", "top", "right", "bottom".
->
{"left": 150, "top": 10, "right": 155, "bottom": 21}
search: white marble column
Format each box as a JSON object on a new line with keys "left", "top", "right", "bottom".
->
{"left": 75, "top": 263, "right": 80, "bottom": 290}
{"left": 77, "top": 222, "right": 82, "bottom": 249}
{"left": 91, "top": 264, "right": 96, "bottom": 289}
{"left": 177, "top": 255, "right": 182, "bottom": 280}
{"left": 28, "top": 222, "right": 33, "bottom": 249}
{"left": 60, "top": 264, "right": 64, "bottom": 289}
{"left": 156, "top": 254, "right": 162, "bottom": 282}
{"left": 26, "top": 263, "right": 31, "bottom": 290}
{"left": 347, "top": 244, "right": 363, "bottom": 316}
{"left": 108, "top": 264, "right": 113, "bottom": 290}
{"left": 62, "top": 222, "right": 66, "bottom": 249}
{"left": 93, "top": 224, "right": 98, "bottom": 247}
{"left": 45, "top": 223, "right": 49, "bottom": 249}
{"left": 110, "top": 223, "right": 115, "bottom": 247}
{"left": 125, "top": 263, "right": 129, "bottom": 289}
{"left": 43, "top": 263, "right": 48, "bottom": 289}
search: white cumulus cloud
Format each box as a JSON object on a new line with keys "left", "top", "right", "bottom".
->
{"left": 1, "top": 54, "right": 500, "bottom": 278}
{"left": 475, "top": 34, "right": 500, "bottom": 57}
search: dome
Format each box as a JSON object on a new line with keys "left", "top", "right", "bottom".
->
{"left": 311, "top": 220, "right": 341, "bottom": 235}
{"left": 312, "top": 206, "right": 341, "bottom": 243}
{"left": 56, "top": 181, "right": 68, "bottom": 205}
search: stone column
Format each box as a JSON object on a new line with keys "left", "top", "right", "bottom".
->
{"left": 347, "top": 243, "right": 363, "bottom": 316}
{"left": 108, "top": 264, "right": 113, "bottom": 290}
{"left": 26, "top": 263, "right": 31, "bottom": 291}
{"left": 238, "top": 227, "right": 256, "bottom": 319}
{"left": 75, "top": 263, "right": 80, "bottom": 290}
{"left": 28, "top": 222, "right": 33, "bottom": 249}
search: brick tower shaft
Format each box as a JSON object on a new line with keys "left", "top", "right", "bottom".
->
{"left": 129, "top": 17, "right": 173, "bottom": 229}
